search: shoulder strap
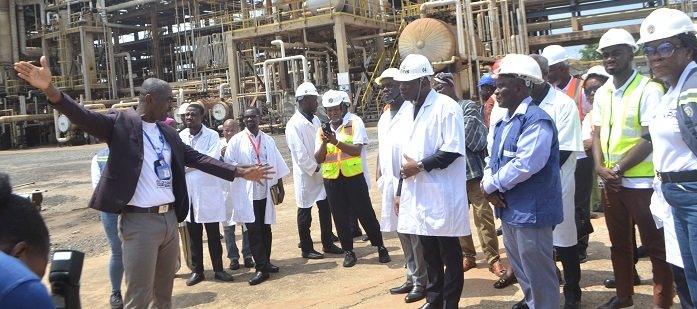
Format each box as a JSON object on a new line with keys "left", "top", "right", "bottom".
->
{"left": 676, "top": 67, "right": 697, "bottom": 156}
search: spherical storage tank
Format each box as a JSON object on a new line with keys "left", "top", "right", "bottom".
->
{"left": 398, "top": 18, "right": 456, "bottom": 71}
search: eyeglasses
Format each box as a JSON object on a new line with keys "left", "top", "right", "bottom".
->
{"left": 584, "top": 86, "right": 602, "bottom": 96}
{"left": 643, "top": 41, "right": 683, "bottom": 58}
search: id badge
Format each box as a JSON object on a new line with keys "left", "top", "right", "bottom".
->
{"left": 154, "top": 159, "right": 172, "bottom": 180}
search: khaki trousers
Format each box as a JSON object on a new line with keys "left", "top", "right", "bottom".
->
{"left": 119, "top": 210, "right": 179, "bottom": 309}
{"left": 459, "top": 177, "right": 500, "bottom": 265}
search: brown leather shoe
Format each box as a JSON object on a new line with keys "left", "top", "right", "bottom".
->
{"left": 489, "top": 261, "right": 507, "bottom": 277}
{"left": 462, "top": 259, "right": 477, "bottom": 272}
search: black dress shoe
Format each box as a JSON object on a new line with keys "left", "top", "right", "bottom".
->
{"left": 418, "top": 303, "right": 440, "bottom": 309}
{"left": 388, "top": 282, "right": 413, "bottom": 294}
{"left": 214, "top": 271, "right": 234, "bottom": 282}
{"left": 322, "top": 244, "right": 344, "bottom": 254}
{"left": 186, "top": 272, "right": 205, "bottom": 286}
{"left": 404, "top": 288, "right": 426, "bottom": 303}
{"left": 265, "top": 263, "right": 280, "bottom": 273}
{"left": 511, "top": 298, "right": 529, "bottom": 309}
{"left": 110, "top": 291, "right": 123, "bottom": 309}
{"left": 248, "top": 271, "right": 269, "bottom": 285}
{"left": 378, "top": 246, "right": 391, "bottom": 263}
{"left": 343, "top": 251, "right": 357, "bottom": 267}
{"left": 603, "top": 272, "right": 641, "bottom": 289}
{"left": 493, "top": 273, "right": 517, "bottom": 289}
{"left": 597, "top": 296, "right": 633, "bottom": 309}
{"left": 302, "top": 250, "right": 324, "bottom": 259}
{"left": 496, "top": 226, "right": 503, "bottom": 236}
{"left": 244, "top": 257, "right": 255, "bottom": 268}
{"left": 229, "top": 259, "right": 240, "bottom": 270}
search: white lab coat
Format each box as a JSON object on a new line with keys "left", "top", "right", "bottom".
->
{"left": 397, "top": 90, "right": 470, "bottom": 237}
{"left": 285, "top": 111, "right": 326, "bottom": 208}
{"left": 538, "top": 87, "right": 584, "bottom": 247}
{"left": 224, "top": 129, "right": 290, "bottom": 225}
{"left": 650, "top": 180, "right": 683, "bottom": 267}
{"left": 377, "top": 102, "right": 413, "bottom": 232}
{"left": 180, "top": 125, "right": 227, "bottom": 223}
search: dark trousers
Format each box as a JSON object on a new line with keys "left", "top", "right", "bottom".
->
{"left": 574, "top": 156, "right": 594, "bottom": 255}
{"left": 556, "top": 245, "right": 581, "bottom": 302}
{"left": 298, "top": 198, "right": 334, "bottom": 252}
{"left": 247, "top": 199, "right": 272, "bottom": 272}
{"left": 674, "top": 264, "right": 696, "bottom": 309}
{"left": 187, "top": 212, "right": 224, "bottom": 273}
{"left": 324, "top": 173, "right": 383, "bottom": 251}
{"left": 420, "top": 235, "right": 463, "bottom": 309}
{"left": 603, "top": 188, "right": 673, "bottom": 307}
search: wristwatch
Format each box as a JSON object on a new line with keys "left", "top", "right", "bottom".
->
{"left": 612, "top": 164, "right": 623, "bottom": 175}
{"left": 416, "top": 161, "right": 425, "bottom": 172}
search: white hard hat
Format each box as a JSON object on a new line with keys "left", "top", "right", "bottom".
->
{"left": 637, "top": 8, "right": 697, "bottom": 45}
{"left": 375, "top": 68, "right": 400, "bottom": 85}
{"left": 582, "top": 65, "right": 610, "bottom": 80}
{"left": 597, "top": 28, "right": 638, "bottom": 52}
{"left": 322, "top": 90, "right": 344, "bottom": 108}
{"left": 295, "top": 82, "right": 319, "bottom": 98}
{"left": 495, "top": 54, "right": 544, "bottom": 84}
{"left": 394, "top": 54, "right": 434, "bottom": 81}
{"left": 541, "top": 45, "right": 569, "bottom": 66}
{"left": 339, "top": 91, "right": 350, "bottom": 104}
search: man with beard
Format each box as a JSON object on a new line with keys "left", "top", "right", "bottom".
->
{"left": 286, "top": 82, "right": 343, "bottom": 260}
{"left": 394, "top": 54, "right": 469, "bottom": 309}
{"left": 592, "top": 28, "right": 672, "bottom": 309}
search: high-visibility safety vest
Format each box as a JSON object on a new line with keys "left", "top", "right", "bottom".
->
{"left": 321, "top": 120, "right": 363, "bottom": 179}
{"left": 565, "top": 77, "right": 586, "bottom": 121}
{"left": 597, "top": 74, "right": 656, "bottom": 178}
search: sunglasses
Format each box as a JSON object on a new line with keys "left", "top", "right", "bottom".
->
{"left": 584, "top": 86, "right": 602, "bottom": 96}
{"left": 643, "top": 41, "right": 683, "bottom": 58}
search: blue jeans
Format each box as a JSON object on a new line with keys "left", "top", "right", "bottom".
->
{"left": 663, "top": 180, "right": 697, "bottom": 306}
{"left": 223, "top": 225, "right": 252, "bottom": 261}
{"left": 100, "top": 212, "right": 123, "bottom": 293}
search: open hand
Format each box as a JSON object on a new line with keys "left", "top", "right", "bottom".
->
{"left": 14, "top": 56, "right": 52, "bottom": 90}
{"left": 237, "top": 165, "right": 274, "bottom": 185}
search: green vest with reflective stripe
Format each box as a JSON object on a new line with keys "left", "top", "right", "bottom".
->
{"left": 322, "top": 120, "right": 363, "bottom": 179}
{"left": 598, "top": 74, "right": 656, "bottom": 178}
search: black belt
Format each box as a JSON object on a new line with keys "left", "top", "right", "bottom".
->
{"left": 123, "top": 204, "right": 172, "bottom": 214}
{"left": 657, "top": 170, "right": 697, "bottom": 183}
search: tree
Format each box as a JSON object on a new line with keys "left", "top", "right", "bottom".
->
{"left": 579, "top": 43, "right": 602, "bottom": 61}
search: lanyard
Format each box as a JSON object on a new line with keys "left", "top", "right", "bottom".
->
{"left": 246, "top": 132, "right": 263, "bottom": 165}
{"left": 143, "top": 126, "right": 165, "bottom": 161}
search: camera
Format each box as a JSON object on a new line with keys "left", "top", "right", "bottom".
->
{"left": 49, "top": 250, "right": 85, "bottom": 309}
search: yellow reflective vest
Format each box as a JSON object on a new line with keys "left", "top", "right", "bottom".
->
{"left": 597, "top": 74, "right": 658, "bottom": 178}
{"left": 321, "top": 120, "right": 363, "bottom": 179}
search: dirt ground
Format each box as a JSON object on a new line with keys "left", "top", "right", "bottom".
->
{"left": 0, "top": 126, "right": 669, "bottom": 308}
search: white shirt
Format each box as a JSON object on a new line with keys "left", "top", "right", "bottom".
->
{"left": 483, "top": 100, "right": 555, "bottom": 194}
{"left": 650, "top": 61, "right": 697, "bottom": 173}
{"left": 180, "top": 125, "right": 227, "bottom": 223}
{"left": 397, "top": 90, "right": 470, "bottom": 237}
{"left": 592, "top": 70, "right": 664, "bottom": 188}
{"left": 376, "top": 101, "right": 413, "bottom": 232}
{"left": 285, "top": 111, "right": 326, "bottom": 208}
{"left": 128, "top": 121, "right": 175, "bottom": 207}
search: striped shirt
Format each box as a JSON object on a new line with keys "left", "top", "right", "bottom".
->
{"left": 459, "top": 99, "right": 488, "bottom": 180}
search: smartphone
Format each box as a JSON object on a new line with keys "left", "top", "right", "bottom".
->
{"left": 322, "top": 122, "right": 332, "bottom": 135}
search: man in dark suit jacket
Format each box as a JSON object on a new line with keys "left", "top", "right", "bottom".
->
{"left": 14, "top": 56, "right": 272, "bottom": 309}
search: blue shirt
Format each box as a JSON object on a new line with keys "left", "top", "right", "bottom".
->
{"left": 0, "top": 251, "right": 54, "bottom": 309}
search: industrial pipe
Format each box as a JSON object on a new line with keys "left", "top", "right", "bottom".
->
{"left": 114, "top": 52, "right": 135, "bottom": 97}
{"left": 219, "top": 83, "right": 229, "bottom": 99}
{"left": 262, "top": 55, "right": 309, "bottom": 106}
{"left": 0, "top": 113, "right": 53, "bottom": 124}
{"left": 104, "top": 0, "right": 159, "bottom": 12}
{"left": 9, "top": 0, "right": 18, "bottom": 63}
{"left": 270, "top": 39, "right": 286, "bottom": 58}
{"left": 431, "top": 56, "right": 459, "bottom": 65}
{"left": 111, "top": 101, "right": 139, "bottom": 109}
{"left": 420, "top": 0, "right": 466, "bottom": 60}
